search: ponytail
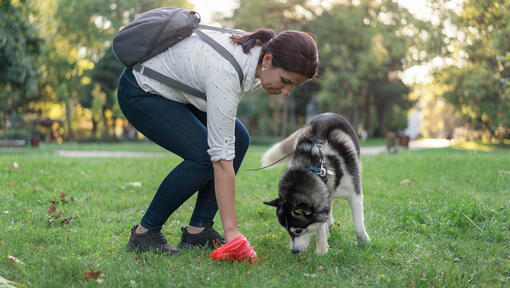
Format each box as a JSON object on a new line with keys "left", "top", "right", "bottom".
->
{"left": 230, "top": 28, "right": 275, "bottom": 53}
{"left": 232, "top": 29, "right": 318, "bottom": 79}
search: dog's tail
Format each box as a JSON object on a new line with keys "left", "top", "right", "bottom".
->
{"left": 261, "top": 128, "right": 302, "bottom": 167}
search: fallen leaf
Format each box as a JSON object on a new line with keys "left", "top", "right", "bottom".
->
{"left": 335, "top": 221, "right": 341, "bottom": 227}
{"left": 84, "top": 269, "right": 103, "bottom": 281}
{"left": 8, "top": 255, "right": 24, "bottom": 264}
{"left": 60, "top": 192, "right": 67, "bottom": 198}
{"left": 439, "top": 271, "right": 447, "bottom": 282}
{"left": 48, "top": 205, "right": 56, "bottom": 213}
{"left": 33, "top": 187, "right": 41, "bottom": 193}
{"left": 60, "top": 216, "right": 77, "bottom": 226}
{"left": 303, "top": 273, "right": 316, "bottom": 278}
{"left": 0, "top": 240, "right": 6, "bottom": 245}
{"left": 499, "top": 170, "right": 510, "bottom": 175}
{"left": 7, "top": 182, "right": 16, "bottom": 187}
{"left": 410, "top": 280, "right": 416, "bottom": 287}
{"left": 11, "top": 162, "right": 19, "bottom": 169}
{"left": 127, "top": 182, "right": 142, "bottom": 187}
{"left": 400, "top": 179, "right": 412, "bottom": 185}
{"left": 317, "top": 265, "right": 324, "bottom": 272}
{"left": 2, "top": 211, "right": 8, "bottom": 214}
{"left": 212, "top": 239, "right": 222, "bottom": 249}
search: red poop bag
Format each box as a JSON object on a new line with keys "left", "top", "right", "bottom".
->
{"left": 210, "top": 234, "right": 259, "bottom": 263}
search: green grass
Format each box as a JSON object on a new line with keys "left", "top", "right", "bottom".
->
{"left": 359, "top": 137, "right": 386, "bottom": 147}
{"left": 1, "top": 144, "right": 509, "bottom": 287}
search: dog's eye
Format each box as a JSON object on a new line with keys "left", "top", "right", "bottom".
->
{"left": 295, "top": 229, "right": 303, "bottom": 234}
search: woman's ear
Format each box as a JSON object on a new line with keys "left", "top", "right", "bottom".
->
{"left": 262, "top": 52, "right": 273, "bottom": 67}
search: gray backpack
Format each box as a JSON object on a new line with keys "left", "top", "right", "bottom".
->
{"left": 112, "top": 7, "right": 246, "bottom": 99}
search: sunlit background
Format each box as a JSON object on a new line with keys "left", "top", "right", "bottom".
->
{"left": 1, "top": 0, "right": 508, "bottom": 146}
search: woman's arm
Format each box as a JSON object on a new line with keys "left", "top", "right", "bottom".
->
{"left": 213, "top": 159, "right": 242, "bottom": 242}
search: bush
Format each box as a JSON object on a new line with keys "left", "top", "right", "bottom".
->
{"left": 0, "top": 129, "right": 31, "bottom": 142}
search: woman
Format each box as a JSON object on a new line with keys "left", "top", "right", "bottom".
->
{"left": 117, "top": 28, "right": 318, "bottom": 261}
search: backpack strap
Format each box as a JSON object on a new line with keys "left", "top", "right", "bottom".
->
{"left": 194, "top": 29, "right": 244, "bottom": 86}
{"left": 134, "top": 26, "right": 247, "bottom": 100}
{"left": 132, "top": 63, "right": 207, "bottom": 99}
{"left": 197, "top": 24, "right": 246, "bottom": 35}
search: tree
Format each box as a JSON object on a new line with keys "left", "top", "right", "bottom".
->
{"left": 434, "top": 0, "right": 510, "bottom": 136}
{"left": 224, "top": 0, "right": 319, "bottom": 137}
{"left": 311, "top": 0, "right": 432, "bottom": 136}
{"left": 35, "top": 0, "right": 191, "bottom": 140}
{"left": 0, "top": 0, "right": 42, "bottom": 130}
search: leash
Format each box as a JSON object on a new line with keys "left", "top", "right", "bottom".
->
{"left": 245, "top": 150, "right": 295, "bottom": 171}
{"left": 244, "top": 138, "right": 330, "bottom": 182}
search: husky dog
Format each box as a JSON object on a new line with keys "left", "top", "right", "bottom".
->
{"left": 262, "top": 113, "right": 370, "bottom": 254}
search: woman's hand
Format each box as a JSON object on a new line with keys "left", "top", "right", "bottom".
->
{"left": 213, "top": 159, "right": 242, "bottom": 242}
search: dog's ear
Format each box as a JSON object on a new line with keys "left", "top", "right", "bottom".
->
{"left": 313, "top": 209, "right": 330, "bottom": 223}
{"left": 292, "top": 202, "right": 312, "bottom": 217}
{"left": 263, "top": 198, "right": 280, "bottom": 208}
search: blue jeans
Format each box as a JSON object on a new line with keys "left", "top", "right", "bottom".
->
{"left": 117, "top": 68, "right": 250, "bottom": 228}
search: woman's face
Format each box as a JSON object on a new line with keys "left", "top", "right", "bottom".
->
{"left": 257, "top": 53, "right": 307, "bottom": 97}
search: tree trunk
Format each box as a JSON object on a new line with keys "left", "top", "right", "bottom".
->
{"left": 352, "top": 92, "right": 359, "bottom": 134}
{"left": 365, "top": 93, "right": 371, "bottom": 136}
{"left": 91, "top": 117, "right": 98, "bottom": 139}
{"left": 0, "top": 110, "right": 5, "bottom": 131}
{"left": 376, "top": 107, "right": 386, "bottom": 137}
{"left": 65, "top": 98, "right": 73, "bottom": 140}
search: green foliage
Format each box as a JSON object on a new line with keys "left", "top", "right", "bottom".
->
{"left": 225, "top": 0, "right": 313, "bottom": 32}
{"left": 0, "top": 145, "right": 509, "bottom": 286}
{"left": 0, "top": 0, "right": 42, "bottom": 115}
{"left": 434, "top": 0, "right": 510, "bottom": 134}
{"left": 0, "top": 128, "right": 31, "bottom": 141}
{"left": 226, "top": 0, "right": 437, "bottom": 137}
{"left": 35, "top": 0, "right": 193, "bottom": 139}
{"left": 310, "top": 0, "right": 426, "bottom": 135}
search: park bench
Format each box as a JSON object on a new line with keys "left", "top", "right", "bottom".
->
{"left": 0, "top": 139, "right": 27, "bottom": 147}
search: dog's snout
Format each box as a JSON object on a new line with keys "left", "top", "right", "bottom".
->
{"left": 291, "top": 249, "right": 301, "bottom": 254}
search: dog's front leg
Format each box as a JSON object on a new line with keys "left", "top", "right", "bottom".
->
{"left": 348, "top": 194, "right": 370, "bottom": 245}
{"left": 315, "top": 222, "right": 329, "bottom": 254}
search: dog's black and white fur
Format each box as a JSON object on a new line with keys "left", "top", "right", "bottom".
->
{"left": 262, "top": 113, "right": 370, "bottom": 254}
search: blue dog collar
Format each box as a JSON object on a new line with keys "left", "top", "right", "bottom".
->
{"left": 307, "top": 165, "right": 328, "bottom": 184}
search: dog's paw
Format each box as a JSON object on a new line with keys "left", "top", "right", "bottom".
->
{"left": 356, "top": 233, "right": 370, "bottom": 245}
{"left": 315, "top": 244, "right": 329, "bottom": 255}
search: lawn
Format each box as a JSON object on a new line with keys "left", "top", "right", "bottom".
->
{"left": 1, "top": 143, "right": 509, "bottom": 287}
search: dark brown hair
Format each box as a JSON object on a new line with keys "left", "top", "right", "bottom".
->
{"left": 231, "top": 29, "right": 319, "bottom": 79}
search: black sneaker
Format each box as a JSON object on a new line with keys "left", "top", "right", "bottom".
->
{"left": 126, "top": 225, "right": 180, "bottom": 255}
{"left": 177, "top": 222, "right": 226, "bottom": 249}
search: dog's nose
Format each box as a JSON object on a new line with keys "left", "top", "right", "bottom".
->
{"left": 291, "top": 249, "right": 301, "bottom": 254}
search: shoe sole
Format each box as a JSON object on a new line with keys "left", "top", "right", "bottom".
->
{"left": 126, "top": 242, "right": 180, "bottom": 256}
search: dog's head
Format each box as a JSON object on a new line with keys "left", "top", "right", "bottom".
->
{"left": 264, "top": 168, "right": 330, "bottom": 253}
